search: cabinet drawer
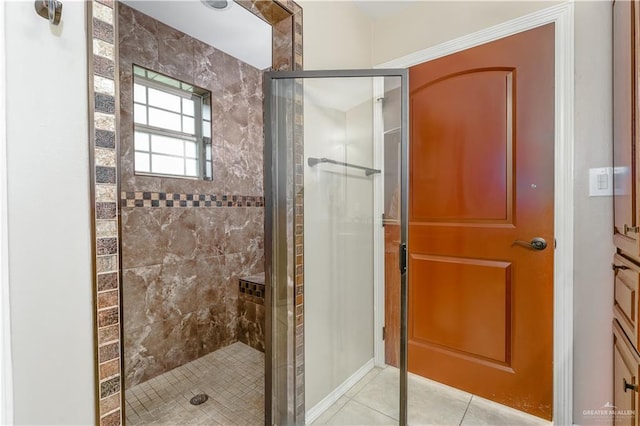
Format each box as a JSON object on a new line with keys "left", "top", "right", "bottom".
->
{"left": 614, "top": 254, "right": 640, "bottom": 350}
{"left": 614, "top": 320, "right": 640, "bottom": 426}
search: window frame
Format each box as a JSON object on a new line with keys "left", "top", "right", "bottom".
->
{"left": 132, "top": 66, "right": 212, "bottom": 180}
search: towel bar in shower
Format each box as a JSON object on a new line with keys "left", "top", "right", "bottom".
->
{"left": 307, "top": 157, "right": 381, "bottom": 176}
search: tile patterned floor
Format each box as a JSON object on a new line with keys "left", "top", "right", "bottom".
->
{"left": 312, "top": 366, "right": 551, "bottom": 426}
{"left": 125, "top": 342, "right": 264, "bottom": 425}
{"left": 125, "top": 347, "right": 550, "bottom": 426}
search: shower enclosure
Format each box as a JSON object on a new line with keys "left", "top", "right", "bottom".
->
{"left": 264, "top": 69, "right": 408, "bottom": 425}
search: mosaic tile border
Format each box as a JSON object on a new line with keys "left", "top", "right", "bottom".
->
{"left": 120, "top": 192, "right": 264, "bottom": 208}
{"left": 87, "top": 1, "right": 122, "bottom": 425}
{"left": 239, "top": 278, "right": 266, "bottom": 305}
{"left": 87, "top": 1, "right": 302, "bottom": 424}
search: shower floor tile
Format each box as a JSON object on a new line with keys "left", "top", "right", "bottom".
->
{"left": 125, "top": 342, "right": 264, "bottom": 425}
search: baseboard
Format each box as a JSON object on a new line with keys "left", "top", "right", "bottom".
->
{"left": 305, "top": 358, "right": 375, "bottom": 425}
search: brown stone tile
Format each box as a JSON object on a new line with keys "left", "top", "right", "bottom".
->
{"left": 95, "top": 93, "right": 115, "bottom": 114}
{"left": 193, "top": 43, "right": 223, "bottom": 94}
{"left": 100, "top": 376, "right": 120, "bottom": 398}
{"left": 98, "top": 307, "right": 119, "bottom": 327}
{"left": 99, "top": 341, "right": 120, "bottom": 362}
{"left": 94, "top": 55, "right": 115, "bottom": 79}
{"left": 97, "top": 255, "right": 117, "bottom": 274}
{"left": 156, "top": 22, "right": 195, "bottom": 83}
{"left": 98, "top": 289, "right": 119, "bottom": 309}
{"left": 96, "top": 166, "right": 116, "bottom": 184}
{"left": 93, "top": 17, "right": 114, "bottom": 43}
{"left": 99, "top": 392, "right": 120, "bottom": 416}
{"left": 118, "top": 4, "right": 158, "bottom": 70}
{"left": 100, "top": 409, "right": 121, "bottom": 426}
{"left": 98, "top": 324, "right": 120, "bottom": 343}
{"left": 122, "top": 265, "right": 160, "bottom": 331}
{"left": 194, "top": 209, "right": 228, "bottom": 257}
{"left": 99, "top": 358, "right": 121, "bottom": 379}
{"left": 95, "top": 128, "right": 115, "bottom": 148}
{"left": 121, "top": 208, "right": 198, "bottom": 268}
{"left": 98, "top": 272, "right": 118, "bottom": 291}
{"left": 97, "top": 237, "right": 118, "bottom": 256}
{"left": 123, "top": 324, "right": 161, "bottom": 387}
{"left": 95, "top": 0, "right": 114, "bottom": 7}
{"left": 96, "top": 202, "right": 117, "bottom": 219}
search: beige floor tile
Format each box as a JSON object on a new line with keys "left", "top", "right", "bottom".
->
{"left": 407, "top": 373, "right": 472, "bottom": 426}
{"left": 326, "top": 399, "right": 397, "bottom": 426}
{"left": 312, "top": 396, "right": 351, "bottom": 425}
{"left": 351, "top": 367, "right": 402, "bottom": 420}
{"left": 345, "top": 367, "right": 384, "bottom": 398}
{"left": 460, "top": 396, "right": 551, "bottom": 426}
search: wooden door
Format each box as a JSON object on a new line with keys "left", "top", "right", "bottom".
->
{"left": 408, "top": 24, "right": 555, "bottom": 419}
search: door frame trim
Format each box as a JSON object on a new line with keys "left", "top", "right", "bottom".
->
{"left": 376, "top": 3, "right": 575, "bottom": 425}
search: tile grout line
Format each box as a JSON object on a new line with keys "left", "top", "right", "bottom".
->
{"left": 458, "top": 395, "right": 474, "bottom": 426}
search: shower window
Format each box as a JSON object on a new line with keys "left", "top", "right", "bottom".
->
{"left": 132, "top": 65, "right": 212, "bottom": 179}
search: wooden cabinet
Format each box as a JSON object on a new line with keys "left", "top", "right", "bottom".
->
{"left": 614, "top": 254, "right": 640, "bottom": 350}
{"left": 614, "top": 320, "right": 639, "bottom": 425}
{"left": 614, "top": 1, "right": 640, "bottom": 421}
{"left": 614, "top": 0, "right": 640, "bottom": 256}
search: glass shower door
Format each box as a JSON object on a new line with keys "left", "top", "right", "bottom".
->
{"left": 264, "top": 70, "right": 408, "bottom": 426}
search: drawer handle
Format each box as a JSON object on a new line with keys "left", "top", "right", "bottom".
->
{"left": 613, "top": 264, "right": 630, "bottom": 272}
{"left": 625, "top": 224, "right": 640, "bottom": 234}
{"left": 624, "top": 378, "right": 638, "bottom": 393}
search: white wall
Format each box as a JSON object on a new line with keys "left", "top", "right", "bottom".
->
{"left": 297, "top": 0, "right": 373, "bottom": 69}
{"left": 573, "top": 2, "right": 614, "bottom": 424}
{"left": 5, "top": 1, "right": 95, "bottom": 424}
{"left": 304, "top": 83, "right": 375, "bottom": 410}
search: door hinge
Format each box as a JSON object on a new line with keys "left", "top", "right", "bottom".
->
{"left": 382, "top": 213, "right": 386, "bottom": 227}
{"left": 399, "top": 243, "right": 407, "bottom": 274}
{"left": 382, "top": 326, "right": 386, "bottom": 341}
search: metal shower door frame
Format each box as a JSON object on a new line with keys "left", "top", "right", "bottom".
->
{"left": 263, "top": 68, "right": 409, "bottom": 426}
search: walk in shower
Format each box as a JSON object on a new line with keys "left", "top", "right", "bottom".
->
{"left": 264, "top": 70, "right": 409, "bottom": 425}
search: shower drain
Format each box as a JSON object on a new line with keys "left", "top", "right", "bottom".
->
{"left": 189, "top": 393, "right": 209, "bottom": 406}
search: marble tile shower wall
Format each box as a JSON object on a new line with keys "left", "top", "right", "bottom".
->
{"left": 118, "top": 4, "right": 265, "bottom": 388}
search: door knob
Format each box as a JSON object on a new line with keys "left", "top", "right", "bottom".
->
{"left": 513, "top": 237, "right": 547, "bottom": 251}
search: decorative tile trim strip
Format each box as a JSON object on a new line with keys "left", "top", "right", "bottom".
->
{"left": 89, "top": 1, "right": 122, "bottom": 425}
{"left": 120, "top": 192, "right": 264, "bottom": 208}
{"left": 239, "top": 276, "right": 266, "bottom": 305}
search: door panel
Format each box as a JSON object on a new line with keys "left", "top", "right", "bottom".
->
{"left": 409, "top": 255, "right": 511, "bottom": 364}
{"left": 408, "top": 24, "right": 554, "bottom": 420}
{"left": 411, "top": 69, "right": 513, "bottom": 223}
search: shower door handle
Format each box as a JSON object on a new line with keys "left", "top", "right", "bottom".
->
{"left": 399, "top": 243, "right": 407, "bottom": 274}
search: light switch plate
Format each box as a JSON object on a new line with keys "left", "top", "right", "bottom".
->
{"left": 589, "top": 167, "right": 613, "bottom": 196}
